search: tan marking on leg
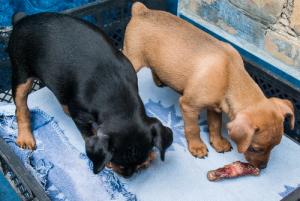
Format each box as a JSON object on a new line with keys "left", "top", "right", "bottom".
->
{"left": 179, "top": 96, "right": 208, "bottom": 158}
{"left": 207, "top": 109, "right": 232, "bottom": 153}
{"left": 14, "top": 78, "right": 36, "bottom": 150}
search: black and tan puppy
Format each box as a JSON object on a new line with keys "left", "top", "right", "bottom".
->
{"left": 8, "top": 12, "right": 173, "bottom": 177}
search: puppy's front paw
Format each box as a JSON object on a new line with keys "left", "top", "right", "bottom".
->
{"left": 188, "top": 140, "right": 208, "bottom": 158}
{"left": 16, "top": 132, "right": 36, "bottom": 150}
{"left": 210, "top": 137, "right": 232, "bottom": 153}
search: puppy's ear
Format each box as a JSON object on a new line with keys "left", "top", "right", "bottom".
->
{"left": 271, "top": 98, "right": 295, "bottom": 130}
{"left": 150, "top": 118, "right": 173, "bottom": 161}
{"left": 85, "top": 131, "right": 112, "bottom": 174}
{"left": 227, "top": 113, "right": 257, "bottom": 153}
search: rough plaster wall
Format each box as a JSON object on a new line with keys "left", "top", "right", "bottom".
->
{"left": 229, "top": 0, "right": 285, "bottom": 24}
{"left": 271, "top": 0, "right": 297, "bottom": 37}
{"left": 266, "top": 0, "right": 300, "bottom": 66}
{"left": 290, "top": 0, "right": 300, "bottom": 35}
{"left": 180, "top": 0, "right": 300, "bottom": 67}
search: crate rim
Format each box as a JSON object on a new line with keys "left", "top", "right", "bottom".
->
{"left": 0, "top": 138, "right": 51, "bottom": 201}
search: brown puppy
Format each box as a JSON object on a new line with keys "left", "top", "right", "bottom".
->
{"left": 123, "top": 2, "right": 295, "bottom": 169}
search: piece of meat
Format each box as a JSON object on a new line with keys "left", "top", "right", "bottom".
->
{"left": 207, "top": 161, "right": 260, "bottom": 181}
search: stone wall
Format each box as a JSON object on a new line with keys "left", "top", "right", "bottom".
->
{"left": 179, "top": 0, "right": 300, "bottom": 67}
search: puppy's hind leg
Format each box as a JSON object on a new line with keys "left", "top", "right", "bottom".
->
{"left": 207, "top": 109, "right": 232, "bottom": 153}
{"left": 12, "top": 77, "right": 35, "bottom": 150}
{"left": 122, "top": 33, "right": 146, "bottom": 72}
{"left": 179, "top": 96, "right": 208, "bottom": 158}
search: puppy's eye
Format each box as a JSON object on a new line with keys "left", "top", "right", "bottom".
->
{"left": 248, "top": 146, "right": 263, "bottom": 153}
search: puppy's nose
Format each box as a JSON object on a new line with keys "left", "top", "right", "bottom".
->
{"left": 259, "top": 163, "right": 267, "bottom": 169}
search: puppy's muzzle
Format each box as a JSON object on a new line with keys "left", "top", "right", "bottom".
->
{"left": 106, "top": 151, "right": 156, "bottom": 177}
{"left": 245, "top": 154, "right": 269, "bottom": 170}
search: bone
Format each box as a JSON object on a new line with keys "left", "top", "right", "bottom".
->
{"left": 207, "top": 161, "right": 260, "bottom": 181}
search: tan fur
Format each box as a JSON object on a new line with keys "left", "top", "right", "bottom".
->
{"left": 123, "top": 2, "right": 295, "bottom": 168}
{"left": 14, "top": 78, "right": 36, "bottom": 150}
{"left": 106, "top": 151, "right": 156, "bottom": 175}
{"left": 62, "top": 105, "right": 70, "bottom": 116}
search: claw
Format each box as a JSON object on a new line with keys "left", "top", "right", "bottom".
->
{"left": 16, "top": 132, "right": 36, "bottom": 150}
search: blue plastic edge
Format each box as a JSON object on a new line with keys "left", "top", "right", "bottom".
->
{"left": 166, "top": 0, "right": 178, "bottom": 14}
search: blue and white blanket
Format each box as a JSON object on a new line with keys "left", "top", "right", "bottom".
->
{"left": 0, "top": 68, "right": 300, "bottom": 201}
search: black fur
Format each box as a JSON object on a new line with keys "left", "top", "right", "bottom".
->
{"left": 8, "top": 13, "right": 173, "bottom": 177}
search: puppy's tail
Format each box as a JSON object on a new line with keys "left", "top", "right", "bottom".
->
{"left": 132, "top": 2, "right": 148, "bottom": 16}
{"left": 12, "top": 12, "right": 27, "bottom": 25}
